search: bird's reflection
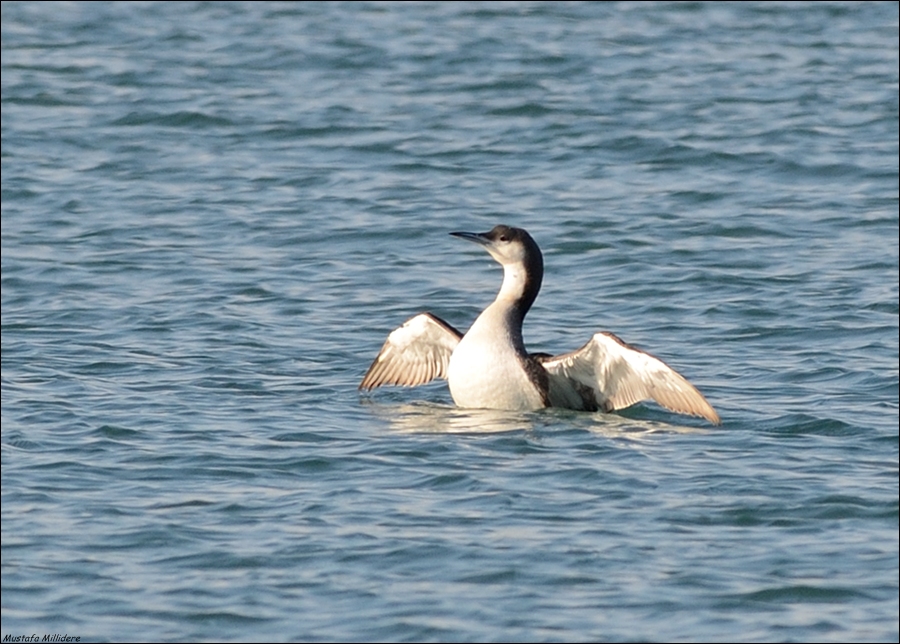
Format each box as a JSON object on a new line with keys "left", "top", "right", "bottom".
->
{"left": 363, "top": 397, "right": 711, "bottom": 438}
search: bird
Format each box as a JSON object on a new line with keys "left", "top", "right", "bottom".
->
{"left": 359, "top": 225, "right": 720, "bottom": 425}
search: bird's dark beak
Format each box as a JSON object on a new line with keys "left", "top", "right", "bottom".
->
{"left": 449, "top": 231, "right": 492, "bottom": 246}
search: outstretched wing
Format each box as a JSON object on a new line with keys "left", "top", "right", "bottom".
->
{"left": 540, "top": 332, "right": 720, "bottom": 424}
{"left": 359, "top": 313, "right": 463, "bottom": 390}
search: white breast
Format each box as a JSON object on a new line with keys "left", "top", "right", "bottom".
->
{"left": 446, "top": 304, "right": 545, "bottom": 411}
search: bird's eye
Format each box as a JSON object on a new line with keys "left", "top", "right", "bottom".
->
{"left": 499, "top": 235, "right": 508, "bottom": 242}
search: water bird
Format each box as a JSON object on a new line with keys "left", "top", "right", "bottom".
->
{"left": 360, "top": 225, "right": 720, "bottom": 424}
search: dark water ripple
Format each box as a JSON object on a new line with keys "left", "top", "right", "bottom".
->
{"left": 3, "top": 1, "right": 898, "bottom": 642}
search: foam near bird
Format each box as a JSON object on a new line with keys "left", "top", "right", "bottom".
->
{"left": 360, "top": 225, "right": 720, "bottom": 424}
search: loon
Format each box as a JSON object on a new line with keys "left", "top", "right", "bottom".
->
{"left": 359, "top": 225, "right": 720, "bottom": 425}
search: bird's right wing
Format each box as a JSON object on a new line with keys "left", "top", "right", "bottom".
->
{"left": 540, "top": 332, "right": 720, "bottom": 424}
{"left": 359, "top": 313, "right": 463, "bottom": 390}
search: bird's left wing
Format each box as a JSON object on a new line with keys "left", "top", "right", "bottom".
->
{"left": 359, "top": 313, "right": 463, "bottom": 391}
{"left": 540, "top": 332, "right": 720, "bottom": 424}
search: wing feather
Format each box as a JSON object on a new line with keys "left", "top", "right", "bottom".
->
{"left": 542, "top": 332, "right": 720, "bottom": 424}
{"left": 359, "top": 313, "right": 462, "bottom": 390}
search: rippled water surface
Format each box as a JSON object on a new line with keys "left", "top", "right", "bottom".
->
{"left": 2, "top": 2, "right": 898, "bottom": 642}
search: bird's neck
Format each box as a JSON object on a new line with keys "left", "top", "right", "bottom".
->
{"left": 496, "top": 259, "right": 542, "bottom": 322}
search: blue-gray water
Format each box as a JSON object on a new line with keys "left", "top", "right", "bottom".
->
{"left": 2, "top": 2, "right": 898, "bottom": 642}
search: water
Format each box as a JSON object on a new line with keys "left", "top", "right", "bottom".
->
{"left": 2, "top": 1, "right": 897, "bottom": 641}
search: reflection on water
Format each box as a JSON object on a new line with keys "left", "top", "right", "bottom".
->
{"left": 364, "top": 398, "right": 712, "bottom": 437}
{"left": 376, "top": 401, "right": 536, "bottom": 434}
